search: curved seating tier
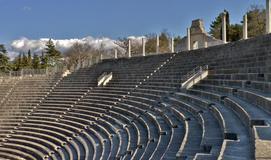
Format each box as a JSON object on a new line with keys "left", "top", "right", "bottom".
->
{"left": 0, "top": 35, "right": 271, "bottom": 159}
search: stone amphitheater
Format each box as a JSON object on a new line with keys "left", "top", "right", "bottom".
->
{"left": 0, "top": 32, "right": 271, "bottom": 160}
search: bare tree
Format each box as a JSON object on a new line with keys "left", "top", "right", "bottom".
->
{"left": 114, "top": 37, "right": 143, "bottom": 57}
{"left": 114, "top": 38, "right": 129, "bottom": 58}
{"left": 64, "top": 43, "right": 99, "bottom": 70}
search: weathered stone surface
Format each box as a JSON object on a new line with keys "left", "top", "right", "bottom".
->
{"left": 176, "top": 19, "right": 224, "bottom": 51}
{"left": 254, "top": 127, "right": 271, "bottom": 159}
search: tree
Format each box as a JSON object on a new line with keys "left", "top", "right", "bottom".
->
{"left": 27, "top": 49, "right": 32, "bottom": 67}
{"left": 247, "top": 5, "right": 266, "bottom": 37}
{"left": 40, "top": 51, "right": 48, "bottom": 69}
{"left": 159, "top": 31, "right": 171, "bottom": 53}
{"left": 44, "top": 39, "right": 62, "bottom": 67}
{"left": 145, "top": 34, "right": 157, "bottom": 53}
{"left": 0, "top": 44, "right": 10, "bottom": 72}
{"left": 32, "top": 54, "right": 40, "bottom": 69}
{"left": 64, "top": 42, "right": 98, "bottom": 70}
{"left": 229, "top": 24, "right": 242, "bottom": 41}
{"left": 12, "top": 53, "right": 22, "bottom": 71}
{"left": 130, "top": 39, "right": 143, "bottom": 56}
{"left": 174, "top": 36, "right": 182, "bottom": 49}
{"left": 210, "top": 6, "right": 266, "bottom": 41}
{"left": 145, "top": 31, "right": 171, "bottom": 54}
{"left": 209, "top": 10, "right": 231, "bottom": 41}
{"left": 114, "top": 38, "right": 129, "bottom": 57}
{"left": 21, "top": 53, "right": 29, "bottom": 68}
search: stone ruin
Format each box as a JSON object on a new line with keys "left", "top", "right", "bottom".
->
{"left": 176, "top": 19, "right": 224, "bottom": 52}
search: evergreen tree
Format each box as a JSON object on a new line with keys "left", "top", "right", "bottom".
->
{"left": 209, "top": 10, "right": 230, "bottom": 41}
{"left": 209, "top": 6, "right": 266, "bottom": 41}
{"left": 159, "top": 31, "right": 170, "bottom": 53}
{"left": 12, "top": 53, "right": 22, "bottom": 70}
{"left": 145, "top": 31, "right": 171, "bottom": 54}
{"left": 22, "top": 53, "right": 28, "bottom": 68}
{"left": 145, "top": 34, "right": 157, "bottom": 53}
{"left": 45, "top": 39, "right": 62, "bottom": 66}
{"left": 27, "top": 49, "right": 32, "bottom": 67}
{"left": 174, "top": 36, "right": 182, "bottom": 49}
{"left": 247, "top": 5, "right": 266, "bottom": 37}
{"left": 229, "top": 24, "right": 242, "bottom": 41}
{"left": 0, "top": 44, "right": 10, "bottom": 72}
{"left": 40, "top": 51, "right": 48, "bottom": 69}
{"left": 32, "top": 54, "right": 40, "bottom": 69}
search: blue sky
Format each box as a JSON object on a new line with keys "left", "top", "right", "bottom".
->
{"left": 0, "top": 0, "right": 265, "bottom": 44}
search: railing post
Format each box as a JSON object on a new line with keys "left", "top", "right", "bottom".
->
{"left": 156, "top": 34, "right": 160, "bottom": 54}
{"left": 128, "top": 39, "right": 131, "bottom": 58}
{"left": 266, "top": 0, "right": 271, "bottom": 34}
{"left": 222, "top": 12, "right": 227, "bottom": 43}
{"left": 243, "top": 14, "right": 248, "bottom": 39}
{"left": 100, "top": 53, "right": 103, "bottom": 61}
{"left": 115, "top": 49, "right": 118, "bottom": 59}
{"left": 142, "top": 38, "right": 146, "bottom": 56}
{"left": 187, "top": 28, "right": 191, "bottom": 51}
{"left": 171, "top": 37, "right": 175, "bottom": 53}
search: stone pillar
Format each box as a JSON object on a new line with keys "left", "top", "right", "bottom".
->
{"left": 187, "top": 28, "right": 191, "bottom": 51}
{"left": 222, "top": 12, "right": 227, "bottom": 43}
{"left": 204, "top": 41, "right": 208, "bottom": 48}
{"left": 100, "top": 53, "right": 103, "bottom": 61}
{"left": 142, "top": 38, "right": 146, "bottom": 56}
{"left": 171, "top": 37, "right": 174, "bottom": 53}
{"left": 243, "top": 14, "right": 248, "bottom": 39}
{"left": 114, "top": 49, "right": 118, "bottom": 59}
{"left": 156, "top": 34, "right": 159, "bottom": 54}
{"left": 267, "top": 0, "right": 271, "bottom": 33}
{"left": 128, "top": 39, "right": 131, "bottom": 58}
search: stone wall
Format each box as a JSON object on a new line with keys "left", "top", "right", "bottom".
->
{"left": 176, "top": 19, "right": 224, "bottom": 52}
{"left": 179, "top": 33, "right": 271, "bottom": 61}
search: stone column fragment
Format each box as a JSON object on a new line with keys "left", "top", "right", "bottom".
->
{"left": 187, "top": 28, "right": 191, "bottom": 51}
{"left": 243, "top": 14, "right": 248, "bottom": 39}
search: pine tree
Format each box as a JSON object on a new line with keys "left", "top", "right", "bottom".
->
{"left": 209, "top": 10, "right": 244, "bottom": 42}
{"left": 32, "top": 54, "right": 40, "bottom": 69}
{"left": 247, "top": 5, "right": 266, "bottom": 37}
{"left": 145, "top": 34, "right": 157, "bottom": 53}
{"left": 209, "top": 10, "right": 230, "bottom": 41}
{"left": 229, "top": 24, "right": 242, "bottom": 41}
{"left": 27, "top": 50, "right": 32, "bottom": 67}
{"left": 22, "top": 53, "right": 28, "bottom": 68}
{"left": 0, "top": 44, "right": 10, "bottom": 72}
{"left": 159, "top": 31, "right": 170, "bottom": 53}
{"left": 40, "top": 51, "right": 48, "bottom": 69}
{"left": 13, "top": 53, "right": 22, "bottom": 71}
{"left": 145, "top": 31, "right": 171, "bottom": 54}
{"left": 45, "top": 39, "right": 62, "bottom": 66}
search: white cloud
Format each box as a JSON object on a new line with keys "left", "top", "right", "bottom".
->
{"left": 11, "top": 37, "right": 47, "bottom": 53}
{"left": 10, "top": 36, "right": 118, "bottom": 53}
{"left": 8, "top": 36, "right": 145, "bottom": 59}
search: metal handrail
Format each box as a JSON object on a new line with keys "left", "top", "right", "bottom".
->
{"left": 97, "top": 72, "right": 108, "bottom": 82}
{"left": 103, "top": 72, "right": 113, "bottom": 86}
{"left": 182, "top": 65, "right": 208, "bottom": 82}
